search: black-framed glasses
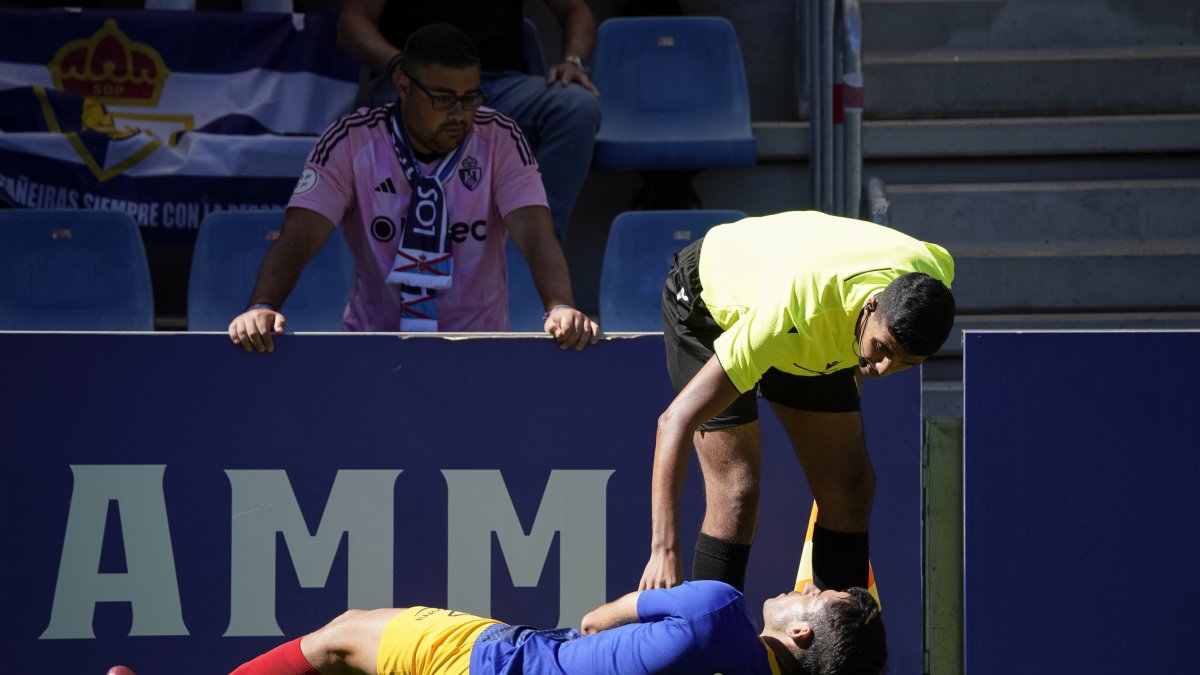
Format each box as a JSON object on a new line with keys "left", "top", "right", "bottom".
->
{"left": 403, "top": 70, "right": 486, "bottom": 112}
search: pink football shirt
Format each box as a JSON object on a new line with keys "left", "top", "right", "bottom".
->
{"left": 288, "top": 105, "right": 547, "bottom": 331}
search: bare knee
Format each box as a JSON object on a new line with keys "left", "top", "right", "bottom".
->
{"left": 697, "top": 442, "right": 759, "bottom": 507}
{"left": 712, "top": 466, "right": 760, "bottom": 506}
{"left": 814, "top": 465, "right": 876, "bottom": 529}
{"left": 838, "top": 460, "right": 875, "bottom": 500}
{"left": 301, "top": 609, "right": 390, "bottom": 675}
{"left": 694, "top": 425, "right": 761, "bottom": 523}
{"left": 329, "top": 608, "right": 369, "bottom": 625}
{"left": 302, "top": 614, "right": 358, "bottom": 672}
{"left": 699, "top": 447, "right": 761, "bottom": 539}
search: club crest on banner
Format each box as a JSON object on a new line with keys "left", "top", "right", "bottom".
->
{"left": 49, "top": 19, "right": 168, "bottom": 106}
{"left": 0, "top": 8, "right": 363, "bottom": 238}
{"left": 458, "top": 156, "right": 481, "bottom": 191}
{"left": 43, "top": 19, "right": 192, "bottom": 180}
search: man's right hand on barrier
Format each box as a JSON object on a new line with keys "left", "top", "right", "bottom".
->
{"left": 229, "top": 306, "right": 287, "bottom": 353}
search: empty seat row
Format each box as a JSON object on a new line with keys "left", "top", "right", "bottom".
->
{"left": 0, "top": 209, "right": 351, "bottom": 332}
{"left": 1, "top": 208, "right": 745, "bottom": 333}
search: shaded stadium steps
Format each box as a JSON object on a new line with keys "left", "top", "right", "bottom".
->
{"left": 887, "top": 177, "right": 1200, "bottom": 417}
{"left": 885, "top": 177, "right": 1200, "bottom": 313}
{"left": 861, "top": 0, "right": 1200, "bottom": 119}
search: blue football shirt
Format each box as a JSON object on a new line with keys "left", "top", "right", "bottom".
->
{"left": 470, "top": 580, "right": 777, "bottom": 674}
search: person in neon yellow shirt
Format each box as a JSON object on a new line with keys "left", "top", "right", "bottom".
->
{"left": 640, "top": 210, "right": 955, "bottom": 594}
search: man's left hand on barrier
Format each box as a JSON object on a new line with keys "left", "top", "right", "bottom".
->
{"left": 543, "top": 304, "right": 599, "bottom": 351}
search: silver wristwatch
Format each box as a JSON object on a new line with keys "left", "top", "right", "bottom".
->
{"left": 564, "top": 55, "right": 587, "bottom": 72}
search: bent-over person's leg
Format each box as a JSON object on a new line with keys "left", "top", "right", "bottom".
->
{"left": 661, "top": 235, "right": 760, "bottom": 591}
{"left": 691, "top": 420, "right": 762, "bottom": 590}
{"left": 773, "top": 404, "right": 875, "bottom": 591}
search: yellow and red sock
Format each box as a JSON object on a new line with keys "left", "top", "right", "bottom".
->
{"left": 795, "top": 502, "right": 881, "bottom": 609}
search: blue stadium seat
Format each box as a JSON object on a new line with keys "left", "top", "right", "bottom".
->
{"left": 599, "top": 209, "right": 746, "bottom": 330}
{"left": 589, "top": 17, "right": 756, "bottom": 170}
{"left": 187, "top": 211, "right": 353, "bottom": 331}
{"left": 522, "top": 17, "right": 548, "bottom": 76}
{"left": 506, "top": 238, "right": 545, "bottom": 331}
{"left": 0, "top": 209, "right": 154, "bottom": 330}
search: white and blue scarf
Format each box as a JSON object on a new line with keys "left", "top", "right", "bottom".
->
{"left": 385, "top": 107, "right": 468, "bottom": 330}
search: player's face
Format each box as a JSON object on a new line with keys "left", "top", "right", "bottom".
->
{"left": 397, "top": 63, "right": 483, "bottom": 155}
{"left": 858, "top": 311, "right": 924, "bottom": 378}
{"left": 762, "top": 583, "right": 850, "bottom": 630}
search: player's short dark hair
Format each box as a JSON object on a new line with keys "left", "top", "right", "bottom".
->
{"left": 876, "top": 272, "right": 955, "bottom": 357}
{"left": 797, "top": 587, "right": 887, "bottom": 675}
{"left": 402, "top": 23, "right": 481, "bottom": 72}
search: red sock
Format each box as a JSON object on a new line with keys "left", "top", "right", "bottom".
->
{"left": 230, "top": 637, "right": 318, "bottom": 675}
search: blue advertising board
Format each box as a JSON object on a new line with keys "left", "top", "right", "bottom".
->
{"left": 1, "top": 333, "right": 921, "bottom": 673}
{"left": 964, "top": 331, "right": 1200, "bottom": 675}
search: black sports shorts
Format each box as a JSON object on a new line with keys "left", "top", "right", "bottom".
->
{"left": 661, "top": 237, "right": 861, "bottom": 431}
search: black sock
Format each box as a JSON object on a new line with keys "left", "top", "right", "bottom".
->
{"left": 691, "top": 533, "right": 752, "bottom": 591}
{"left": 811, "top": 524, "right": 869, "bottom": 591}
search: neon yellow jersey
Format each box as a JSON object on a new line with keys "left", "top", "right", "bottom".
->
{"left": 698, "top": 211, "right": 955, "bottom": 393}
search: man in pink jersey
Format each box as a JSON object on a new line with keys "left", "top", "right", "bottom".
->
{"left": 228, "top": 23, "right": 598, "bottom": 352}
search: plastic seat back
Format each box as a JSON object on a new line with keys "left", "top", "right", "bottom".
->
{"left": 0, "top": 209, "right": 154, "bottom": 330}
{"left": 506, "top": 238, "right": 547, "bottom": 331}
{"left": 590, "top": 17, "right": 756, "bottom": 170}
{"left": 187, "top": 211, "right": 353, "bottom": 331}
{"left": 599, "top": 209, "right": 745, "bottom": 331}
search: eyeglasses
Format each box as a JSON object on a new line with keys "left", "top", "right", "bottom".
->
{"left": 403, "top": 70, "right": 486, "bottom": 112}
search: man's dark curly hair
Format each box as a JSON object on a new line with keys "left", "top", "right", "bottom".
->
{"left": 401, "top": 23, "right": 481, "bottom": 72}
{"left": 875, "top": 272, "right": 955, "bottom": 357}
{"left": 796, "top": 587, "right": 888, "bottom": 675}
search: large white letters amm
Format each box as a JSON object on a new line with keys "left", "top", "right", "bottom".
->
{"left": 41, "top": 465, "right": 187, "bottom": 639}
{"left": 224, "top": 469, "right": 402, "bottom": 636}
{"left": 444, "top": 469, "right": 612, "bottom": 628}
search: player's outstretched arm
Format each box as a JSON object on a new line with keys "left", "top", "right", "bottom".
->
{"left": 641, "top": 356, "right": 742, "bottom": 590}
{"left": 229, "top": 207, "right": 335, "bottom": 353}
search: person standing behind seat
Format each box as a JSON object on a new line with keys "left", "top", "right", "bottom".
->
{"left": 228, "top": 24, "right": 598, "bottom": 352}
{"left": 339, "top": 0, "right": 601, "bottom": 245}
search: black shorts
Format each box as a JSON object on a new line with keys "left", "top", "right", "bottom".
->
{"left": 661, "top": 238, "right": 861, "bottom": 430}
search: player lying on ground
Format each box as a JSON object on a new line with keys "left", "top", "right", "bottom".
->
{"left": 229, "top": 580, "right": 885, "bottom": 674}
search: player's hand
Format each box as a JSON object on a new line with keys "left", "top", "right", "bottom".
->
{"left": 228, "top": 307, "right": 286, "bottom": 353}
{"left": 546, "top": 61, "right": 600, "bottom": 96}
{"left": 543, "top": 306, "right": 599, "bottom": 351}
{"left": 638, "top": 548, "right": 682, "bottom": 591}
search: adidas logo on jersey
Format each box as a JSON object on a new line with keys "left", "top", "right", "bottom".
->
{"left": 373, "top": 177, "right": 397, "bottom": 194}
